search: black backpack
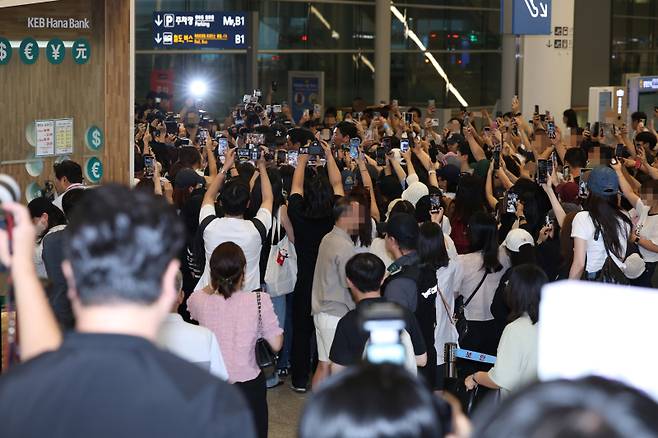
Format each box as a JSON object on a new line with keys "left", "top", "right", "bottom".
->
{"left": 191, "top": 215, "right": 268, "bottom": 276}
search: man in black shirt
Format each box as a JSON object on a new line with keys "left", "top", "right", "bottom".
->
{"left": 329, "top": 253, "right": 427, "bottom": 374}
{"left": 0, "top": 185, "right": 255, "bottom": 438}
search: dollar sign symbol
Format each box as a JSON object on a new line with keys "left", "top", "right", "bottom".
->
{"left": 92, "top": 129, "right": 101, "bottom": 147}
{"left": 0, "top": 42, "right": 6, "bottom": 61}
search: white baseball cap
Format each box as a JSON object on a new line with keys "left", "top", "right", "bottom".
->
{"left": 503, "top": 228, "right": 535, "bottom": 252}
{"left": 401, "top": 181, "right": 429, "bottom": 207}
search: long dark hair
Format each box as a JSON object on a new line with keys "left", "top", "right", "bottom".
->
{"left": 452, "top": 174, "right": 486, "bottom": 223}
{"left": 302, "top": 167, "right": 334, "bottom": 219}
{"left": 583, "top": 193, "right": 632, "bottom": 259}
{"left": 348, "top": 186, "right": 373, "bottom": 247}
{"left": 505, "top": 264, "right": 546, "bottom": 324}
{"left": 418, "top": 222, "right": 450, "bottom": 271}
{"left": 468, "top": 211, "right": 502, "bottom": 273}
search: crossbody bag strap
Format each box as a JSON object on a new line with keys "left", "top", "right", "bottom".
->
{"left": 256, "top": 291, "right": 263, "bottom": 336}
{"left": 437, "top": 287, "right": 454, "bottom": 325}
{"left": 463, "top": 272, "right": 488, "bottom": 308}
{"left": 594, "top": 225, "right": 613, "bottom": 259}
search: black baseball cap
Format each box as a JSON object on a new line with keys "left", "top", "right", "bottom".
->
{"left": 383, "top": 213, "right": 419, "bottom": 250}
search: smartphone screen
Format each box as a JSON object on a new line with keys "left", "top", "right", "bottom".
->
{"left": 404, "top": 112, "right": 413, "bottom": 125}
{"left": 376, "top": 147, "right": 386, "bottom": 166}
{"left": 547, "top": 121, "right": 556, "bottom": 139}
{"left": 276, "top": 150, "right": 287, "bottom": 164}
{"left": 218, "top": 138, "right": 228, "bottom": 156}
{"left": 537, "top": 159, "right": 549, "bottom": 184}
{"left": 381, "top": 137, "right": 392, "bottom": 153}
{"left": 321, "top": 128, "right": 331, "bottom": 142}
{"left": 349, "top": 138, "right": 360, "bottom": 159}
{"left": 579, "top": 168, "right": 592, "bottom": 198}
{"left": 430, "top": 194, "right": 442, "bottom": 214}
{"left": 506, "top": 192, "right": 519, "bottom": 214}
{"left": 143, "top": 155, "right": 155, "bottom": 177}
{"left": 616, "top": 143, "right": 624, "bottom": 157}
{"left": 237, "top": 148, "right": 250, "bottom": 163}
{"left": 287, "top": 150, "right": 299, "bottom": 166}
{"left": 400, "top": 139, "right": 410, "bottom": 153}
{"left": 250, "top": 145, "right": 260, "bottom": 162}
{"left": 563, "top": 164, "right": 570, "bottom": 180}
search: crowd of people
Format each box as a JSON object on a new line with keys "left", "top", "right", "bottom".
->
{"left": 1, "top": 89, "right": 658, "bottom": 437}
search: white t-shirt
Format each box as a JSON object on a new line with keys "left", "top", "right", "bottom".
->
{"left": 488, "top": 314, "right": 538, "bottom": 398}
{"left": 52, "top": 184, "right": 85, "bottom": 212}
{"left": 156, "top": 313, "right": 229, "bottom": 380}
{"left": 630, "top": 198, "right": 658, "bottom": 263}
{"left": 456, "top": 246, "right": 511, "bottom": 321}
{"left": 434, "top": 259, "right": 463, "bottom": 365}
{"left": 571, "top": 211, "right": 630, "bottom": 273}
{"left": 196, "top": 204, "right": 272, "bottom": 292}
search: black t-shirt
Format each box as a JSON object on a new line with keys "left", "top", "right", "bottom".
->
{"left": 329, "top": 297, "right": 427, "bottom": 367}
{"left": 287, "top": 193, "right": 340, "bottom": 288}
{"left": 0, "top": 333, "right": 255, "bottom": 438}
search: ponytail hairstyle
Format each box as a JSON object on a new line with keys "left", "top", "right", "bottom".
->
{"left": 209, "top": 242, "right": 246, "bottom": 298}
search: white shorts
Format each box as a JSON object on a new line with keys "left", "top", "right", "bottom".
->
{"left": 313, "top": 312, "right": 341, "bottom": 362}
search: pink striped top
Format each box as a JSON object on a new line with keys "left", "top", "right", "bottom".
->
{"left": 187, "top": 290, "right": 282, "bottom": 383}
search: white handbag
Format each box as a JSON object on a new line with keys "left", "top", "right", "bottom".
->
{"left": 264, "top": 214, "right": 297, "bottom": 297}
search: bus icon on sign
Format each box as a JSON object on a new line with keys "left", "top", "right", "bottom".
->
{"left": 164, "top": 13, "right": 175, "bottom": 28}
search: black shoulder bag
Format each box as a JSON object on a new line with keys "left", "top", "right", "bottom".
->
{"left": 255, "top": 292, "right": 277, "bottom": 374}
{"left": 589, "top": 227, "right": 630, "bottom": 285}
{"left": 454, "top": 272, "right": 488, "bottom": 343}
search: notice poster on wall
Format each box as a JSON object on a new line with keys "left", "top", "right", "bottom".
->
{"left": 288, "top": 71, "right": 324, "bottom": 123}
{"left": 35, "top": 120, "right": 55, "bottom": 157}
{"left": 55, "top": 118, "right": 74, "bottom": 155}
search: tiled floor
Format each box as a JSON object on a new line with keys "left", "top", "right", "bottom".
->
{"left": 268, "top": 383, "right": 307, "bottom": 438}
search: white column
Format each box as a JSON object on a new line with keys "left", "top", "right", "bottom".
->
{"left": 519, "top": 0, "right": 575, "bottom": 131}
{"left": 374, "top": 0, "right": 390, "bottom": 104}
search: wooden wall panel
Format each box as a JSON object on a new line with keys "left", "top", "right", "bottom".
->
{"left": 103, "top": 0, "right": 131, "bottom": 184}
{"left": 0, "top": 0, "right": 131, "bottom": 201}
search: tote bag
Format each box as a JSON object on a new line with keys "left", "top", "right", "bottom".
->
{"left": 264, "top": 215, "right": 298, "bottom": 297}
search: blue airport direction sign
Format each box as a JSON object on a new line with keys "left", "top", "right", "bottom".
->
{"left": 152, "top": 12, "right": 247, "bottom": 49}
{"left": 512, "top": 0, "right": 551, "bottom": 35}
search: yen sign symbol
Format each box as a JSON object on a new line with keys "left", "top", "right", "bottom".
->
{"left": 46, "top": 38, "right": 65, "bottom": 64}
{"left": 20, "top": 37, "right": 39, "bottom": 64}
{"left": 72, "top": 38, "right": 90, "bottom": 64}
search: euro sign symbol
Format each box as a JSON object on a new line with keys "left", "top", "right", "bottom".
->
{"left": 92, "top": 129, "right": 101, "bottom": 147}
{"left": 24, "top": 42, "right": 34, "bottom": 60}
{"left": 50, "top": 43, "right": 62, "bottom": 60}
{"left": 91, "top": 162, "right": 100, "bottom": 178}
{"left": 0, "top": 42, "right": 7, "bottom": 61}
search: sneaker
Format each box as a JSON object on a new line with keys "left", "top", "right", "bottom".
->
{"left": 290, "top": 383, "right": 308, "bottom": 394}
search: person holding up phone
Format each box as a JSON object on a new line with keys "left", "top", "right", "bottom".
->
{"left": 612, "top": 160, "right": 658, "bottom": 287}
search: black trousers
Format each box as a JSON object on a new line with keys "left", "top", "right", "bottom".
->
{"left": 235, "top": 372, "right": 268, "bottom": 438}
{"left": 290, "top": 281, "right": 315, "bottom": 388}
